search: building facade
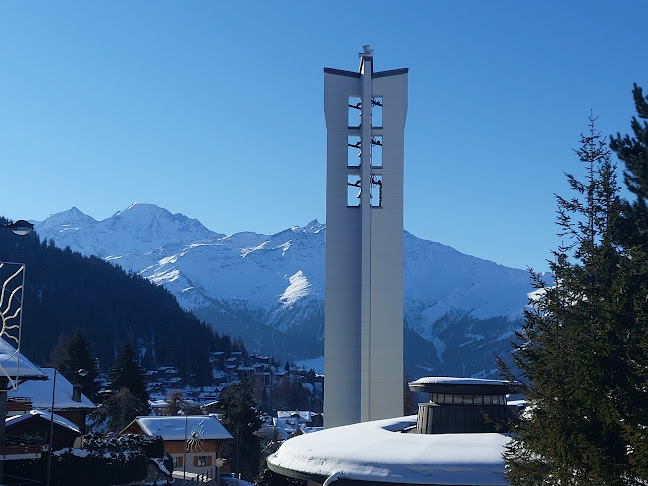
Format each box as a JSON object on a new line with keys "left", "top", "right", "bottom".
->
{"left": 121, "top": 415, "right": 232, "bottom": 478}
{"left": 323, "top": 47, "right": 408, "bottom": 427}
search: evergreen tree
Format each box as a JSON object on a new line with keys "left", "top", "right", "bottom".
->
{"left": 98, "top": 342, "right": 150, "bottom": 431}
{"left": 403, "top": 372, "right": 418, "bottom": 415}
{"left": 59, "top": 330, "right": 99, "bottom": 402}
{"left": 46, "top": 333, "right": 69, "bottom": 369}
{"left": 109, "top": 342, "right": 149, "bottom": 406}
{"left": 220, "top": 379, "right": 261, "bottom": 480}
{"left": 609, "top": 84, "right": 648, "bottom": 480}
{"left": 256, "top": 436, "right": 306, "bottom": 486}
{"left": 161, "top": 390, "right": 202, "bottom": 416}
{"left": 501, "top": 115, "right": 636, "bottom": 485}
{"left": 610, "top": 84, "right": 648, "bottom": 247}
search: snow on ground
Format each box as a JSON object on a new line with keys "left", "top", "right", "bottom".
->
{"left": 280, "top": 271, "right": 312, "bottom": 307}
{"left": 295, "top": 356, "right": 324, "bottom": 374}
{"left": 268, "top": 416, "right": 510, "bottom": 485}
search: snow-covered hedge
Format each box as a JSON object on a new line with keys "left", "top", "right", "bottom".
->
{"left": 5, "top": 433, "right": 165, "bottom": 486}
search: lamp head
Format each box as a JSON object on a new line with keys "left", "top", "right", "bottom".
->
{"left": 7, "top": 220, "right": 34, "bottom": 236}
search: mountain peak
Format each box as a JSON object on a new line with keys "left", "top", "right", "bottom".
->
{"left": 44, "top": 207, "right": 96, "bottom": 225}
{"left": 113, "top": 202, "right": 171, "bottom": 219}
{"left": 296, "top": 219, "right": 325, "bottom": 234}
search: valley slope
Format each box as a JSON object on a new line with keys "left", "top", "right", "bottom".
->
{"left": 36, "top": 203, "right": 533, "bottom": 378}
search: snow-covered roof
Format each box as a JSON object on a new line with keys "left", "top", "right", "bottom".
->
{"left": 6, "top": 409, "right": 80, "bottom": 433}
{"left": 0, "top": 339, "right": 47, "bottom": 387}
{"left": 133, "top": 415, "right": 233, "bottom": 441}
{"left": 277, "top": 411, "right": 312, "bottom": 422}
{"left": 255, "top": 423, "right": 289, "bottom": 441}
{"left": 200, "top": 400, "right": 220, "bottom": 407}
{"left": 267, "top": 416, "right": 510, "bottom": 485}
{"left": 410, "top": 377, "right": 509, "bottom": 386}
{"left": 8, "top": 368, "right": 95, "bottom": 410}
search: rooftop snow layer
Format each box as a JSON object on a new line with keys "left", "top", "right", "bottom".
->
{"left": 6, "top": 409, "right": 81, "bottom": 433}
{"left": 267, "top": 416, "right": 510, "bottom": 485}
{"left": 9, "top": 368, "right": 95, "bottom": 410}
{"left": 134, "top": 415, "right": 233, "bottom": 441}
{"left": 0, "top": 339, "right": 47, "bottom": 387}
{"left": 410, "top": 377, "right": 509, "bottom": 386}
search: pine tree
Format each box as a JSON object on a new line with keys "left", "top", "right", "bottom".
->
{"left": 59, "top": 330, "right": 99, "bottom": 402}
{"left": 501, "top": 115, "right": 635, "bottom": 485}
{"left": 256, "top": 437, "right": 306, "bottom": 486}
{"left": 98, "top": 342, "right": 150, "bottom": 431}
{"left": 609, "top": 84, "right": 648, "bottom": 480}
{"left": 109, "top": 342, "right": 149, "bottom": 406}
{"left": 220, "top": 379, "right": 261, "bottom": 480}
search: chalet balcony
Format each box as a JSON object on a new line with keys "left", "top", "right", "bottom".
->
{"left": 0, "top": 443, "right": 42, "bottom": 460}
{"left": 6, "top": 397, "right": 32, "bottom": 413}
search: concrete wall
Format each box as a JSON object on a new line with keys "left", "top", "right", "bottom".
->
{"left": 323, "top": 54, "right": 408, "bottom": 428}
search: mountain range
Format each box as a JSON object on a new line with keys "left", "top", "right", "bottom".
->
{"left": 35, "top": 203, "right": 534, "bottom": 378}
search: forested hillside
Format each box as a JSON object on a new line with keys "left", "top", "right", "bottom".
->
{"left": 0, "top": 218, "right": 234, "bottom": 385}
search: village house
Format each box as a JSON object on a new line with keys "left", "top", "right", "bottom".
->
{"left": 9, "top": 368, "right": 96, "bottom": 436}
{"left": 121, "top": 415, "right": 233, "bottom": 479}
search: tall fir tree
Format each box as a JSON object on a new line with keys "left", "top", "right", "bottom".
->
{"left": 501, "top": 115, "right": 639, "bottom": 485}
{"left": 98, "top": 342, "right": 150, "bottom": 432}
{"left": 59, "top": 330, "right": 99, "bottom": 402}
{"left": 219, "top": 379, "right": 261, "bottom": 480}
{"left": 609, "top": 84, "right": 648, "bottom": 480}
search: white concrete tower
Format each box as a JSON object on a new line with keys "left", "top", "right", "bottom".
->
{"left": 324, "top": 47, "right": 408, "bottom": 428}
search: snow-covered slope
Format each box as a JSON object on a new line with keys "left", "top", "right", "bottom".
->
{"left": 35, "top": 204, "right": 531, "bottom": 378}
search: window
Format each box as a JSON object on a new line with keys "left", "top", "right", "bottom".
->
{"left": 348, "top": 136, "right": 361, "bottom": 167}
{"left": 173, "top": 456, "right": 182, "bottom": 468}
{"left": 372, "top": 97, "right": 383, "bottom": 127}
{"left": 371, "top": 136, "right": 382, "bottom": 167}
{"left": 197, "top": 456, "right": 208, "bottom": 467}
{"left": 348, "top": 96, "right": 361, "bottom": 127}
{"left": 348, "top": 175, "right": 361, "bottom": 207}
{"left": 370, "top": 175, "right": 382, "bottom": 207}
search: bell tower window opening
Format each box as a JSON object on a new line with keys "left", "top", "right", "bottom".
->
{"left": 370, "top": 175, "right": 383, "bottom": 207}
{"left": 371, "top": 97, "right": 383, "bottom": 127}
{"left": 348, "top": 96, "right": 361, "bottom": 128}
{"left": 371, "top": 136, "right": 382, "bottom": 168}
{"left": 348, "top": 136, "right": 361, "bottom": 167}
{"left": 347, "top": 175, "right": 361, "bottom": 207}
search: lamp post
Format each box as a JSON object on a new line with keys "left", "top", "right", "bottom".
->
{"left": 46, "top": 368, "right": 88, "bottom": 486}
{"left": 215, "top": 455, "right": 225, "bottom": 486}
{"left": 0, "top": 219, "right": 34, "bottom": 485}
{"left": 183, "top": 413, "right": 188, "bottom": 480}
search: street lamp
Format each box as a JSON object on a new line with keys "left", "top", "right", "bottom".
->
{"left": 215, "top": 456, "right": 225, "bottom": 486}
{"left": 0, "top": 220, "right": 34, "bottom": 236}
{"left": 46, "top": 368, "right": 88, "bottom": 486}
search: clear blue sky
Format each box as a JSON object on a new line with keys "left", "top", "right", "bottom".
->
{"left": 1, "top": 1, "right": 647, "bottom": 272}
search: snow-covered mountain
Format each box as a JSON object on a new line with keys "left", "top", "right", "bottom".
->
{"left": 35, "top": 203, "right": 533, "bottom": 378}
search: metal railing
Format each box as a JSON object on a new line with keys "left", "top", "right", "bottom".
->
{"left": 6, "top": 397, "right": 32, "bottom": 412}
{"left": 0, "top": 444, "right": 42, "bottom": 455}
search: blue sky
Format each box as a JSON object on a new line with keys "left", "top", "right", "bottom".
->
{"left": 1, "top": 1, "right": 646, "bottom": 272}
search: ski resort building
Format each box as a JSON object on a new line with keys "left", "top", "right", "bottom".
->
{"left": 324, "top": 46, "right": 408, "bottom": 428}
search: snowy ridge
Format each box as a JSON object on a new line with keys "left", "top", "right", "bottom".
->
{"left": 35, "top": 204, "right": 532, "bottom": 377}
